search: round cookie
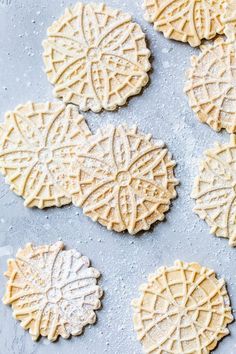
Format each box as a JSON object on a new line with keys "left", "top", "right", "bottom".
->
{"left": 184, "top": 37, "right": 236, "bottom": 133}
{"left": 192, "top": 135, "right": 236, "bottom": 246}
{"left": 3, "top": 241, "right": 103, "bottom": 341}
{"left": 72, "top": 124, "right": 178, "bottom": 234}
{"left": 0, "top": 102, "right": 91, "bottom": 208}
{"left": 222, "top": 0, "right": 236, "bottom": 39}
{"left": 143, "top": 0, "right": 225, "bottom": 47}
{"left": 132, "top": 260, "right": 233, "bottom": 354}
{"left": 43, "top": 2, "right": 151, "bottom": 112}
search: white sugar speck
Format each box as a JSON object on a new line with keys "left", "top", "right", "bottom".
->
{"left": 163, "top": 61, "right": 171, "bottom": 69}
{"left": 162, "top": 48, "right": 169, "bottom": 54}
{"left": 0, "top": 245, "right": 13, "bottom": 257}
{"left": 43, "top": 223, "right": 51, "bottom": 230}
{"left": 42, "top": 338, "right": 50, "bottom": 346}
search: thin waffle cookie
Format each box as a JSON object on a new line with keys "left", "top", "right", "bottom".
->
{"left": 222, "top": 0, "right": 236, "bottom": 39}
{"left": 184, "top": 36, "right": 236, "bottom": 133}
{"left": 43, "top": 2, "right": 151, "bottom": 112}
{"left": 72, "top": 124, "right": 178, "bottom": 234}
{"left": 3, "top": 242, "right": 103, "bottom": 341}
{"left": 192, "top": 135, "right": 236, "bottom": 246}
{"left": 143, "top": 0, "right": 225, "bottom": 47}
{"left": 0, "top": 102, "right": 91, "bottom": 208}
{"left": 132, "top": 260, "right": 233, "bottom": 354}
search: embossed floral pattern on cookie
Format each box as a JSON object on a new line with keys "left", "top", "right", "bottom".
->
{"left": 3, "top": 242, "right": 103, "bottom": 341}
{"left": 185, "top": 37, "right": 236, "bottom": 133}
{"left": 0, "top": 102, "right": 91, "bottom": 208}
{"left": 143, "top": 0, "right": 225, "bottom": 47}
{"left": 72, "top": 124, "right": 178, "bottom": 234}
{"left": 192, "top": 135, "right": 236, "bottom": 246}
{"left": 132, "top": 260, "right": 233, "bottom": 353}
{"left": 43, "top": 2, "right": 151, "bottom": 112}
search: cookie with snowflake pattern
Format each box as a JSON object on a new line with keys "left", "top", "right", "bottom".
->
{"left": 3, "top": 241, "right": 103, "bottom": 341}
{"left": 72, "top": 124, "right": 178, "bottom": 234}
{"left": 132, "top": 260, "right": 233, "bottom": 354}
{"left": 0, "top": 102, "right": 91, "bottom": 208}
{"left": 42, "top": 2, "right": 151, "bottom": 112}
{"left": 143, "top": 0, "right": 225, "bottom": 47}
{"left": 184, "top": 35, "right": 236, "bottom": 133}
{"left": 192, "top": 135, "right": 236, "bottom": 246}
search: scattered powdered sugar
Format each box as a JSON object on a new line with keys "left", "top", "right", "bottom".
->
{"left": 0, "top": 1, "right": 235, "bottom": 353}
{"left": 0, "top": 245, "right": 13, "bottom": 257}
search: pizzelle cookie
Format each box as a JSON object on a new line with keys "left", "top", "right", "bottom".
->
{"left": 222, "top": 0, "right": 236, "bottom": 39}
{"left": 42, "top": 2, "right": 151, "bottom": 112}
{"left": 192, "top": 135, "right": 236, "bottom": 246}
{"left": 72, "top": 124, "right": 178, "bottom": 234}
{"left": 3, "top": 241, "right": 103, "bottom": 341}
{"left": 0, "top": 102, "right": 91, "bottom": 208}
{"left": 132, "top": 260, "right": 233, "bottom": 354}
{"left": 143, "top": 0, "right": 225, "bottom": 47}
{"left": 184, "top": 36, "right": 236, "bottom": 133}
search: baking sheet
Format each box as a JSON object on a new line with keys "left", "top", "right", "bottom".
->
{"left": 0, "top": 0, "right": 235, "bottom": 353}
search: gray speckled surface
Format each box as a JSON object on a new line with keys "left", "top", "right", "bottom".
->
{"left": 0, "top": 1, "right": 236, "bottom": 353}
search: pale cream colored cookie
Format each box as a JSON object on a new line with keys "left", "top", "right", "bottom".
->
{"left": 3, "top": 241, "right": 103, "bottom": 341}
{"left": 192, "top": 135, "right": 236, "bottom": 246}
{"left": 222, "top": 0, "right": 236, "bottom": 40}
{"left": 72, "top": 124, "right": 178, "bottom": 234}
{"left": 42, "top": 2, "right": 151, "bottom": 112}
{"left": 132, "top": 260, "right": 233, "bottom": 354}
{"left": 143, "top": 0, "right": 225, "bottom": 47}
{"left": 0, "top": 102, "right": 91, "bottom": 208}
{"left": 184, "top": 37, "right": 236, "bottom": 133}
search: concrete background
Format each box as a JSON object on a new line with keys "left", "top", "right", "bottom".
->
{"left": 0, "top": 0, "right": 235, "bottom": 353}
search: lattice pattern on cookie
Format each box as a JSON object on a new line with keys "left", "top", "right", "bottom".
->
{"left": 222, "top": 0, "right": 236, "bottom": 41}
{"left": 143, "top": 0, "right": 225, "bottom": 47}
{"left": 192, "top": 135, "right": 236, "bottom": 246}
{"left": 0, "top": 102, "right": 91, "bottom": 208}
{"left": 184, "top": 37, "right": 236, "bottom": 133}
{"left": 3, "top": 242, "right": 103, "bottom": 341}
{"left": 42, "top": 2, "right": 151, "bottom": 112}
{"left": 72, "top": 124, "right": 178, "bottom": 234}
{"left": 132, "top": 260, "right": 233, "bottom": 354}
